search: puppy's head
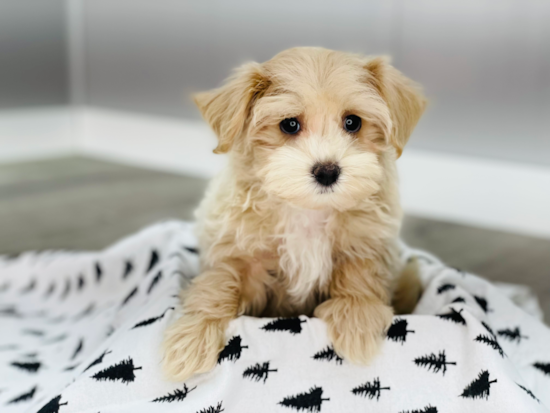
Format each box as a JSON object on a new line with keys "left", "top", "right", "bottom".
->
{"left": 195, "top": 47, "right": 426, "bottom": 211}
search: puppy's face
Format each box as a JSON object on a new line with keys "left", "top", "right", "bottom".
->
{"left": 195, "top": 48, "right": 426, "bottom": 211}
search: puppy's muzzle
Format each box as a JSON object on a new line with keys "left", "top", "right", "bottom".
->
{"left": 312, "top": 162, "right": 340, "bottom": 187}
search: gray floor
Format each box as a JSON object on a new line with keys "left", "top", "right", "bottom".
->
{"left": 1, "top": 156, "right": 549, "bottom": 322}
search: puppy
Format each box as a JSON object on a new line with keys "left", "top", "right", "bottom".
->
{"left": 163, "top": 47, "right": 426, "bottom": 381}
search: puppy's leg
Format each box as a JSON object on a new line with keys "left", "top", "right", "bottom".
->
{"left": 392, "top": 257, "right": 423, "bottom": 315}
{"left": 314, "top": 258, "right": 393, "bottom": 364}
{"left": 162, "top": 260, "right": 243, "bottom": 381}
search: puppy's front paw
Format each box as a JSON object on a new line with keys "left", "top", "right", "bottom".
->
{"left": 162, "top": 314, "right": 226, "bottom": 381}
{"left": 314, "top": 297, "right": 393, "bottom": 364}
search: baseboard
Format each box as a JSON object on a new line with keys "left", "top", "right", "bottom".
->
{"left": 1, "top": 106, "right": 549, "bottom": 239}
{"left": 0, "top": 107, "right": 75, "bottom": 163}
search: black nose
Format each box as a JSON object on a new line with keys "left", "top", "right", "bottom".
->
{"left": 312, "top": 163, "right": 340, "bottom": 186}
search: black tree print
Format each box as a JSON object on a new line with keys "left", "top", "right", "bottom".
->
{"left": 7, "top": 385, "right": 37, "bottom": 404}
{"left": 517, "top": 383, "right": 539, "bottom": 402}
{"left": 533, "top": 362, "right": 550, "bottom": 376}
{"left": 261, "top": 317, "right": 306, "bottom": 334}
{"left": 44, "top": 333, "right": 67, "bottom": 344}
{"left": 147, "top": 250, "right": 160, "bottom": 273}
{"left": 10, "top": 361, "right": 41, "bottom": 373}
{"left": 22, "top": 328, "right": 45, "bottom": 336}
{"left": 83, "top": 349, "right": 112, "bottom": 372}
{"left": 414, "top": 351, "right": 456, "bottom": 375}
{"left": 243, "top": 362, "right": 277, "bottom": 383}
{"left": 437, "top": 308, "right": 466, "bottom": 325}
{"left": 497, "top": 327, "right": 528, "bottom": 343}
{"left": 437, "top": 284, "right": 455, "bottom": 294}
{"left": 121, "top": 286, "right": 139, "bottom": 307}
{"left": 473, "top": 295, "right": 490, "bottom": 313}
{"left": 74, "top": 303, "right": 95, "bottom": 321}
{"left": 63, "top": 363, "right": 80, "bottom": 371}
{"left": 71, "top": 338, "right": 84, "bottom": 360}
{"left": 95, "top": 262, "right": 103, "bottom": 283}
{"left": 147, "top": 271, "right": 162, "bottom": 294}
{"left": 481, "top": 321, "right": 496, "bottom": 338}
{"left": 77, "top": 274, "right": 85, "bottom": 290}
{"left": 92, "top": 357, "right": 142, "bottom": 384}
{"left": 20, "top": 278, "right": 36, "bottom": 294}
{"left": 197, "top": 401, "right": 224, "bottom": 413}
{"left": 451, "top": 297, "right": 465, "bottom": 304}
{"left": 279, "top": 386, "right": 329, "bottom": 412}
{"left": 460, "top": 370, "right": 497, "bottom": 399}
{"left": 312, "top": 346, "right": 343, "bottom": 365}
{"left": 123, "top": 260, "right": 134, "bottom": 279}
{"left": 474, "top": 334, "right": 505, "bottom": 357}
{"left": 399, "top": 405, "right": 437, "bottom": 413}
{"left": 218, "top": 335, "right": 248, "bottom": 363}
{"left": 44, "top": 282, "right": 55, "bottom": 299}
{"left": 37, "top": 395, "right": 68, "bottom": 413}
{"left": 386, "top": 318, "right": 415, "bottom": 344}
{"left": 60, "top": 278, "right": 71, "bottom": 300}
{"left": 351, "top": 378, "right": 390, "bottom": 400}
{"left": 132, "top": 307, "right": 175, "bottom": 329}
{"left": 152, "top": 383, "right": 196, "bottom": 402}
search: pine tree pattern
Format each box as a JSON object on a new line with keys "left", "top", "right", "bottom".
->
{"left": 147, "top": 271, "right": 162, "bottom": 294}
{"left": 95, "top": 262, "right": 103, "bottom": 283}
{"left": 197, "top": 401, "right": 224, "bottom": 413}
{"left": 44, "top": 282, "right": 55, "bottom": 299}
{"left": 460, "top": 370, "right": 497, "bottom": 399}
{"left": 474, "top": 334, "right": 505, "bottom": 357}
{"left": 437, "top": 308, "right": 466, "bottom": 325}
{"left": 261, "top": 317, "right": 306, "bottom": 334}
{"left": 517, "top": 383, "right": 539, "bottom": 402}
{"left": 386, "top": 318, "right": 415, "bottom": 344}
{"left": 22, "top": 328, "right": 45, "bottom": 336}
{"left": 312, "top": 346, "right": 343, "bottom": 365}
{"left": 73, "top": 303, "right": 95, "bottom": 321}
{"left": 92, "top": 357, "right": 142, "bottom": 384}
{"left": 7, "top": 385, "right": 37, "bottom": 404}
{"left": 60, "top": 278, "right": 71, "bottom": 300}
{"left": 279, "top": 386, "right": 329, "bottom": 412}
{"left": 132, "top": 307, "right": 175, "bottom": 329}
{"left": 71, "top": 338, "right": 84, "bottom": 360}
{"left": 147, "top": 250, "right": 160, "bottom": 273}
{"left": 414, "top": 351, "right": 456, "bottom": 375}
{"left": 218, "top": 335, "right": 248, "bottom": 363}
{"left": 481, "top": 321, "right": 496, "bottom": 338}
{"left": 351, "top": 378, "right": 390, "bottom": 400}
{"left": 37, "top": 395, "right": 68, "bottom": 413}
{"left": 20, "top": 278, "right": 36, "bottom": 294}
{"left": 399, "top": 405, "right": 437, "bottom": 413}
{"left": 121, "top": 286, "right": 139, "bottom": 307}
{"left": 437, "top": 284, "right": 455, "bottom": 294}
{"left": 473, "top": 295, "right": 490, "bottom": 313}
{"left": 533, "top": 362, "right": 550, "bottom": 376}
{"left": 10, "top": 360, "right": 41, "bottom": 373}
{"left": 152, "top": 384, "right": 196, "bottom": 402}
{"left": 243, "top": 362, "right": 277, "bottom": 383}
{"left": 123, "top": 260, "right": 134, "bottom": 279}
{"left": 77, "top": 274, "right": 85, "bottom": 290}
{"left": 83, "top": 349, "right": 112, "bottom": 372}
{"left": 497, "top": 327, "right": 528, "bottom": 343}
{"left": 451, "top": 296, "right": 465, "bottom": 304}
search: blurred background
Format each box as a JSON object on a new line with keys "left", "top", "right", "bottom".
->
{"left": 0, "top": 1, "right": 549, "bottom": 319}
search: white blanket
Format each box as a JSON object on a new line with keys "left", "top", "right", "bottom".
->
{"left": 0, "top": 221, "right": 549, "bottom": 413}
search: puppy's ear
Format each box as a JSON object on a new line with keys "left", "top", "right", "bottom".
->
{"left": 194, "top": 63, "right": 269, "bottom": 154}
{"left": 365, "top": 57, "right": 427, "bottom": 158}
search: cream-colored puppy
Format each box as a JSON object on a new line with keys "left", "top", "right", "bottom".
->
{"left": 163, "top": 47, "right": 426, "bottom": 381}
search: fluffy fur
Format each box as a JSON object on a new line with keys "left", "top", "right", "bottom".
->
{"left": 163, "top": 47, "right": 426, "bottom": 381}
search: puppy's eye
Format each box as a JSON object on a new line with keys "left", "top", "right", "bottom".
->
{"left": 343, "top": 115, "right": 361, "bottom": 133}
{"left": 280, "top": 118, "right": 300, "bottom": 135}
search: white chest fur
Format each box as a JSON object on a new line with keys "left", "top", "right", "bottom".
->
{"left": 276, "top": 207, "right": 334, "bottom": 303}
